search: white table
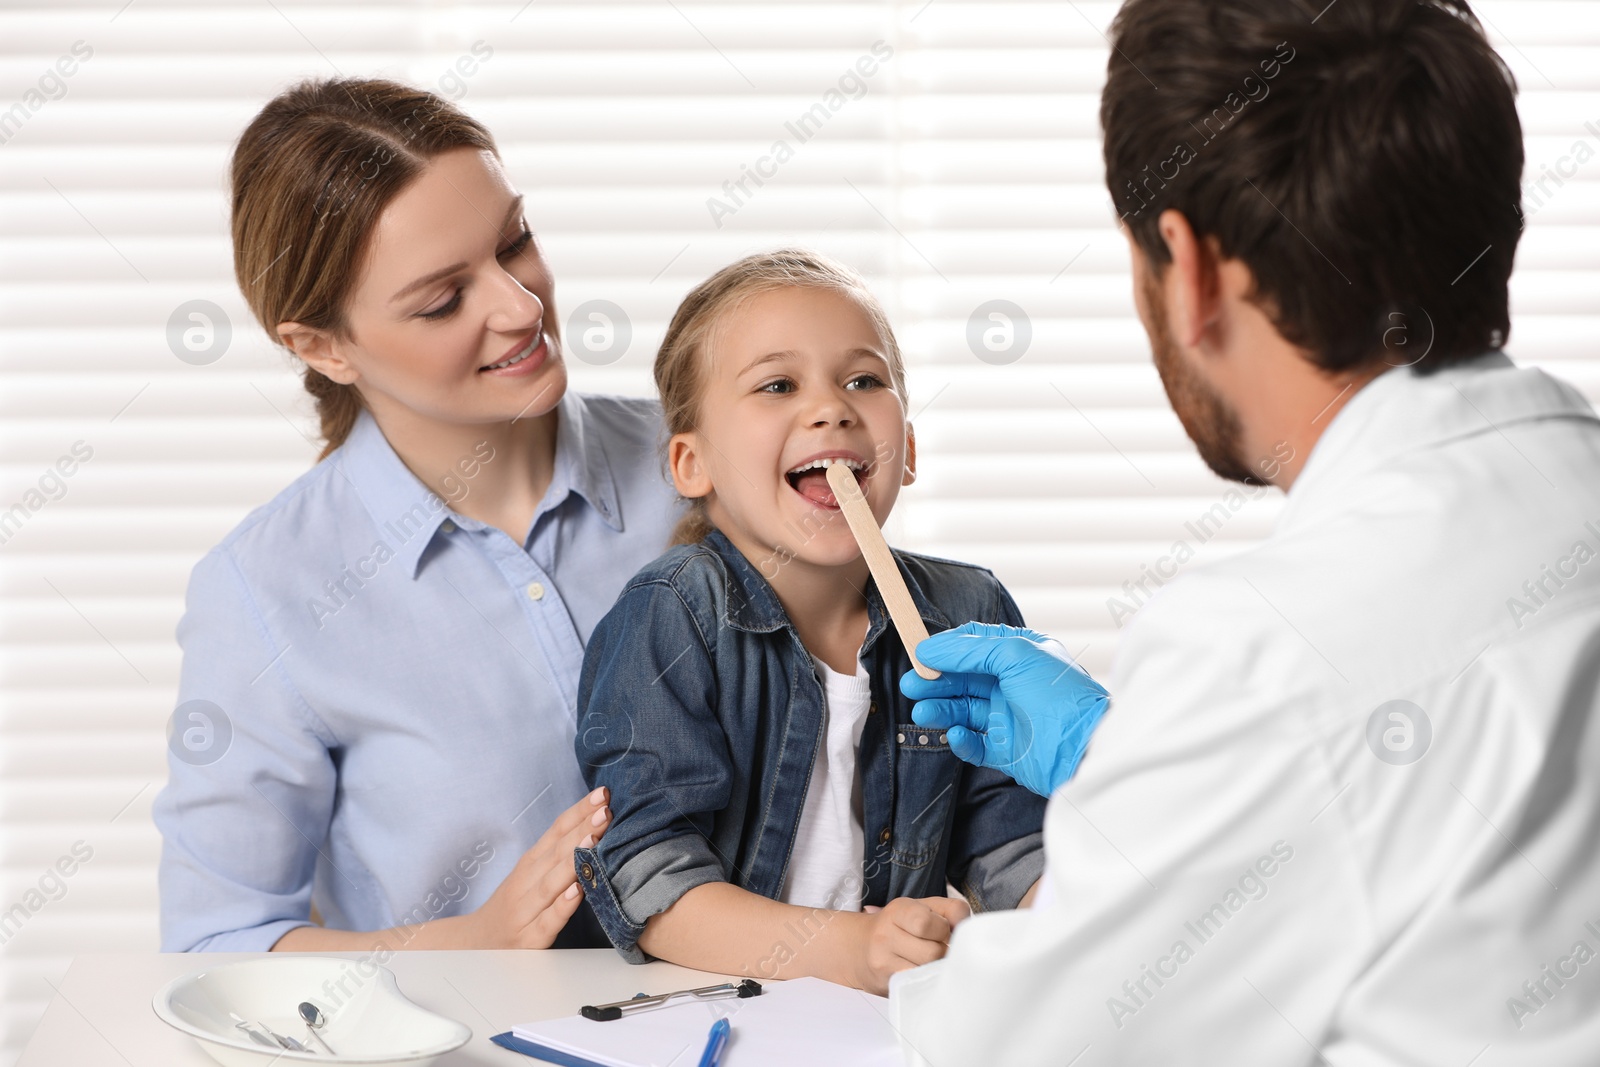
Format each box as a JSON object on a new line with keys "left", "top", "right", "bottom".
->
{"left": 19, "top": 950, "right": 738, "bottom": 1066}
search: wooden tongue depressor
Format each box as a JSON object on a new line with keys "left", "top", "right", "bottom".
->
{"left": 825, "top": 462, "right": 941, "bottom": 680}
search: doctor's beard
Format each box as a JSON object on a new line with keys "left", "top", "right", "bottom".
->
{"left": 1139, "top": 267, "right": 1267, "bottom": 487}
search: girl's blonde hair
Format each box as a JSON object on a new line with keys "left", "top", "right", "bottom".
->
{"left": 653, "top": 248, "right": 909, "bottom": 546}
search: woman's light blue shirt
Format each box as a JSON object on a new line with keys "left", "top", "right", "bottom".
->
{"left": 152, "top": 391, "right": 682, "bottom": 951}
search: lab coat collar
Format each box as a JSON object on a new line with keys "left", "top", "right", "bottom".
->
{"left": 1278, "top": 350, "right": 1600, "bottom": 532}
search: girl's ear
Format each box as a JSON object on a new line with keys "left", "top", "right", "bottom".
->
{"left": 901, "top": 423, "right": 918, "bottom": 487}
{"left": 667, "top": 432, "right": 714, "bottom": 500}
{"left": 279, "top": 321, "right": 359, "bottom": 385}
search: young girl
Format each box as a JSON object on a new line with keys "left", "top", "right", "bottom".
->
{"left": 573, "top": 250, "right": 1045, "bottom": 994}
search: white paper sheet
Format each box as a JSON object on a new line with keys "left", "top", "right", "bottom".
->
{"left": 511, "top": 977, "right": 904, "bottom": 1067}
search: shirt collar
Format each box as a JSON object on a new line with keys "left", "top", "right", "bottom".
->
{"left": 1278, "top": 350, "right": 1600, "bottom": 532}
{"left": 332, "top": 391, "right": 624, "bottom": 579}
{"left": 549, "top": 390, "right": 624, "bottom": 535}
{"left": 704, "top": 527, "right": 952, "bottom": 642}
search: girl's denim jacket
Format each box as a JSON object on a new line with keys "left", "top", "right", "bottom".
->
{"left": 573, "top": 528, "right": 1047, "bottom": 963}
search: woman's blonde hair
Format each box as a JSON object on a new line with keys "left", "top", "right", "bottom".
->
{"left": 653, "top": 248, "right": 908, "bottom": 546}
{"left": 230, "top": 78, "right": 498, "bottom": 459}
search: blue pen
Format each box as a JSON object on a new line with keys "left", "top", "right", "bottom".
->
{"left": 696, "top": 1017, "right": 731, "bottom": 1067}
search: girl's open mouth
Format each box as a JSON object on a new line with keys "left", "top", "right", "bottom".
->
{"left": 785, "top": 456, "right": 867, "bottom": 508}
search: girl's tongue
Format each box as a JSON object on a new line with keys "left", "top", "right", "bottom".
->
{"left": 792, "top": 468, "right": 837, "bottom": 507}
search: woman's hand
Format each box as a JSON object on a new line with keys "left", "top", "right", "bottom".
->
{"left": 852, "top": 896, "right": 971, "bottom": 994}
{"left": 272, "top": 787, "right": 613, "bottom": 953}
{"left": 463, "top": 786, "right": 612, "bottom": 949}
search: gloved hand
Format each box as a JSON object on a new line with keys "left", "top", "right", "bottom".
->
{"left": 900, "top": 622, "right": 1110, "bottom": 797}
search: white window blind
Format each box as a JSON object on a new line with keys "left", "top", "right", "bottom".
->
{"left": 1, "top": 1, "right": 1597, "bottom": 1062}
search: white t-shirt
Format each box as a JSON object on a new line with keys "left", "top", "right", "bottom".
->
{"left": 780, "top": 655, "right": 872, "bottom": 912}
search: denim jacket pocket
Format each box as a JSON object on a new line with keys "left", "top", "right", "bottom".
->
{"left": 890, "top": 723, "right": 959, "bottom": 873}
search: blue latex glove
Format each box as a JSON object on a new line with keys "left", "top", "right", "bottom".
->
{"left": 900, "top": 622, "right": 1110, "bottom": 797}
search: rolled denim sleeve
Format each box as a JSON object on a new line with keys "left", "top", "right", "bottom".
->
{"left": 575, "top": 576, "right": 732, "bottom": 962}
{"left": 948, "top": 787, "right": 1046, "bottom": 911}
{"left": 151, "top": 547, "right": 335, "bottom": 951}
{"left": 944, "top": 580, "right": 1048, "bottom": 912}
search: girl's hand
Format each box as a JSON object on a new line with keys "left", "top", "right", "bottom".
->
{"left": 464, "top": 787, "right": 612, "bottom": 948}
{"left": 853, "top": 896, "right": 971, "bottom": 994}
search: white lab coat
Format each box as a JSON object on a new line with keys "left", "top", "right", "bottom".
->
{"left": 892, "top": 352, "right": 1600, "bottom": 1066}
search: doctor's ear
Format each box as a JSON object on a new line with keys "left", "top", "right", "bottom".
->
{"left": 667, "top": 432, "right": 714, "bottom": 501}
{"left": 1155, "top": 209, "right": 1225, "bottom": 351}
{"left": 278, "top": 321, "right": 359, "bottom": 385}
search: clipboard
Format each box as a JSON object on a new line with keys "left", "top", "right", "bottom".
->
{"left": 491, "top": 980, "right": 759, "bottom": 1066}
{"left": 492, "top": 977, "right": 900, "bottom": 1067}
{"left": 491, "top": 1029, "right": 609, "bottom": 1067}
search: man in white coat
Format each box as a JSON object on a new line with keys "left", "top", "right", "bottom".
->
{"left": 893, "top": 1, "right": 1600, "bottom": 1063}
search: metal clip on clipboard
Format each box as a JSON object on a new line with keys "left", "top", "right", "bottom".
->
{"left": 579, "top": 979, "right": 763, "bottom": 1021}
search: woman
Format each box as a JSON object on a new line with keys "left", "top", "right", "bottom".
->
{"left": 151, "top": 78, "right": 681, "bottom": 951}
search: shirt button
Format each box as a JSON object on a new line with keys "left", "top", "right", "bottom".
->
{"left": 918, "top": 734, "right": 929, "bottom": 745}
{"left": 939, "top": 733, "right": 948, "bottom": 745}
{"left": 878, "top": 828, "right": 892, "bottom": 846}
{"left": 896, "top": 731, "right": 906, "bottom": 744}
{"left": 868, "top": 700, "right": 878, "bottom": 716}
{"left": 580, "top": 862, "right": 595, "bottom": 885}
{"left": 440, "top": 520, "right": 455, "bottom": 533}
{"left": 527, "top": 582, "right": 545, "bottom": 601}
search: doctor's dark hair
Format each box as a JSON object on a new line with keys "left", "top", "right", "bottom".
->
{"left": 1101, "top": 0, "right": 1524, "bottom": 372}
{"left": 230, "top": 78, "right": 497, "bottom": 458}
